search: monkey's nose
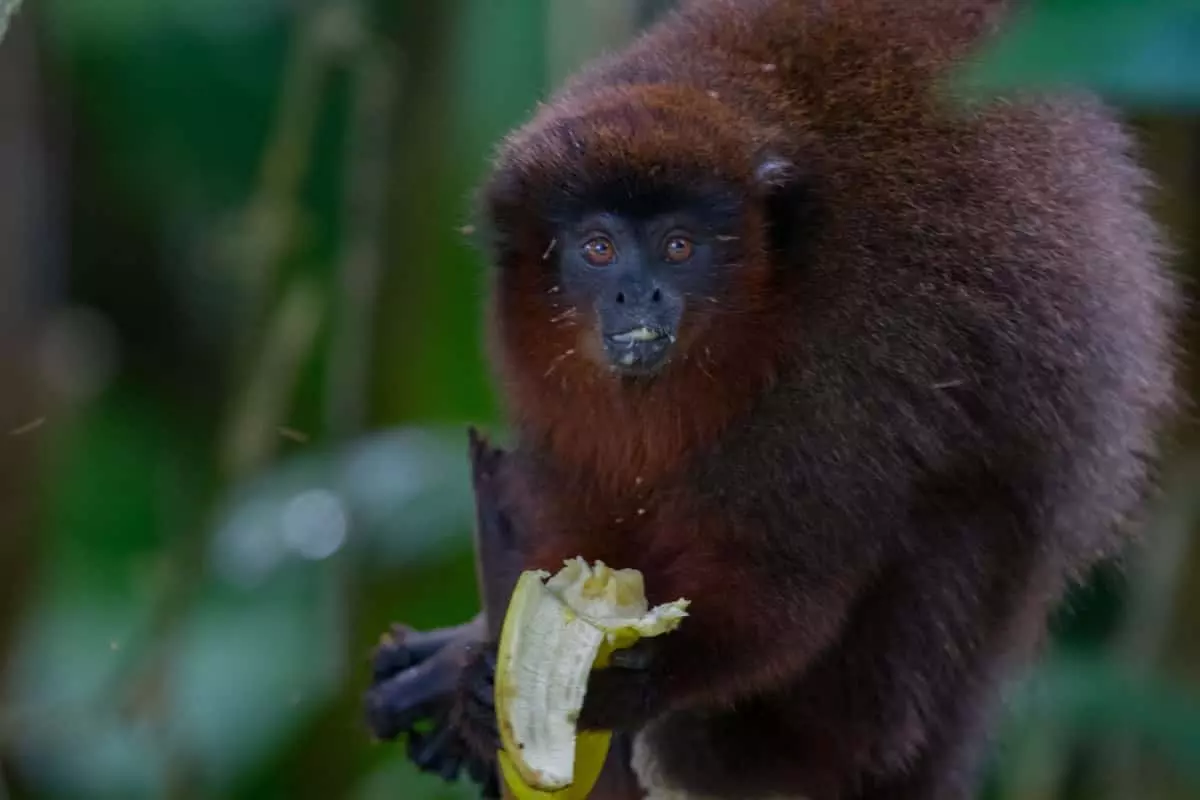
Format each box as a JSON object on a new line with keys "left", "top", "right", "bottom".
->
{"left": 613, "top": 285, "right": 664, "bottom": 306}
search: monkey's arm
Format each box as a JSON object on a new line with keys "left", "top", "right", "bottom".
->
{"left": 572, "top": 488, "right": 888, "bottom": 732}
{"left": 365, "top": 430, "right": 645, "bottom": 799}
{"left": 574, "top": 375, "right": 939, "bottom": 732}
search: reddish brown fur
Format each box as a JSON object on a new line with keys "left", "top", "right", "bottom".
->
{"left": 464, "top": 0, "right": 1181, "bottom": 798}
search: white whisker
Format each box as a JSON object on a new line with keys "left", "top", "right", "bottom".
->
{"left": 699, "top": 346, "right": 716, "bottom": 381}
{"left": 544, "top": 348, "right": 576, "bottom": 378}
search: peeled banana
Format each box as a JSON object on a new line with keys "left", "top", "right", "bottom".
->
{"left": 494, "top": 557, "right": 690, "bottom": 799}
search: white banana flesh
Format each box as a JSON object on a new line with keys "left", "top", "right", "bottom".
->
{"left": 495, "top": 557, "right": 690, "bottom": 796}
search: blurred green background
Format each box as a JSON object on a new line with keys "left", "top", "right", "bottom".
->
{"left": 0, "top": 1, "right": 1196, "bottom": 798}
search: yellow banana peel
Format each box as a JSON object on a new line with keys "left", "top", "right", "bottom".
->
{"left": 494, "top": 558, "right": 689, "bottom": 800}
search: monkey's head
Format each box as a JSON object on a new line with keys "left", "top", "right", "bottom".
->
{"left": 481, "top": 85, "right": 805, "bottom": 394}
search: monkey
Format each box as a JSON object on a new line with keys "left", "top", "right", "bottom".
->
{"left": 364, "top": 0, "right": 1181, "bottom": 798}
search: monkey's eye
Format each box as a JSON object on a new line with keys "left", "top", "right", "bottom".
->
{"left": 581, "top": 235, "right": 617, "bottom": 267}
{"left": 662, "top": 234, "right": 694, "bottom": 264}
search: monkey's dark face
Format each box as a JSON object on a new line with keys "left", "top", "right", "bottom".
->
{"left": 557, "top": 210, "right": 719, "bottom": 376}
{"left": 481, "top": 85, "right": 806, "bottom": 395}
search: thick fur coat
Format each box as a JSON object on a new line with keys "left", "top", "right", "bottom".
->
{"left": 430, "top": 1, "right": 1180, "bottom": 798}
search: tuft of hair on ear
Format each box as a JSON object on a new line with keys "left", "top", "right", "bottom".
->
{"left": 753, "top": 153, "right": 798, "bottom": 193}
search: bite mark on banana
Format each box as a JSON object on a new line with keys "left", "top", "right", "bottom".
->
{"left": 495, "top": 557, "right": 689, "bottom": 799}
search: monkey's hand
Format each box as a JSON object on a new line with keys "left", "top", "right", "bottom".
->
{"left": 364, "top": 614, "right": 502, "bottom": 798}
{"left": 578, "top": 638, "right": 664, "bottom": 733}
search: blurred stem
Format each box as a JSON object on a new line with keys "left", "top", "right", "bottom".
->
{"left": 221, "top": 1, "right": 350, "bottom": 436}
{"left": 320, "top": 8, "right": 400, "bottom": 760}
{"left": 0, "top": 13, "right": 54, "bottom": 791}
{"left": 220, "top": 1, "right": 356, "bottom": 479}
{"left": 235, "top": 10, "right": 332, "bottom": 317}
{"left": 325, "top": 38, "right": 397, "bottom": 440}
{"left": 0, "top": 0, "right": 47, "bottom": 663}
{"left": 0, "top": 0, "right": 23, "bottom": 43}
{"left": 221, "top": 279, "right": 325, "bottom": 481}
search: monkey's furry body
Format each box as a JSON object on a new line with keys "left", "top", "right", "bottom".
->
{"left": 365, "top": 1, "right": 1180, "bottom": 798}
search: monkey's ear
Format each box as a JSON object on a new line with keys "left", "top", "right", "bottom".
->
{"left": 476, "top": 167, "right": 534, "bottom": 263}
{"left": 753, "top": 154, "right": 798, "bottom": 192}
{"left": 752, "top": 153, "right": 814, "bottom": 259}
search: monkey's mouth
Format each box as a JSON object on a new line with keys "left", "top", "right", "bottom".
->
{"left": 602, "top": 325, "right": 676, "bottom": 375}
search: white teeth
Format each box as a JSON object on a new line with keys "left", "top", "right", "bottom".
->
{"left": 612, "top": 326, "right": 663, "bottom": 344}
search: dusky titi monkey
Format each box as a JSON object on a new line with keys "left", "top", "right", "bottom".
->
{"left": 365, "top": 1, "right": 1181, "bottom": 798}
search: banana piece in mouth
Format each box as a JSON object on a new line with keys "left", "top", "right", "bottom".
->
{"left": 495, "top": 557, "right": 690, "bottom": 799}
{"left": 611, "top": 326, "right": 666, "bottom": 344}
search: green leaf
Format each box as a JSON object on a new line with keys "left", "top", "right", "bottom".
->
{"left": 5, "top": 389, "right": 345, "bottom": 797}
{"left": 4, "top": 584, "right": 164, "bottom": 799}
{"left": 167, "top": 570, "right": 344, "bottom": 789}
{"left": 209, "top": 426, "right": 481, "bottom": 587}
{"left": 5, "top": 554, "right": 345, "bottom": 797}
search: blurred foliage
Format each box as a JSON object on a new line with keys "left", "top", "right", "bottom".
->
{"left": 0, "top": 1, "right": 1195, "bottom": 799}
{"left": 0, "top": 0, "right": 21, "bottom": 40}
{"left": 964, "top": 0, "right": 1200, "bottom": 105}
